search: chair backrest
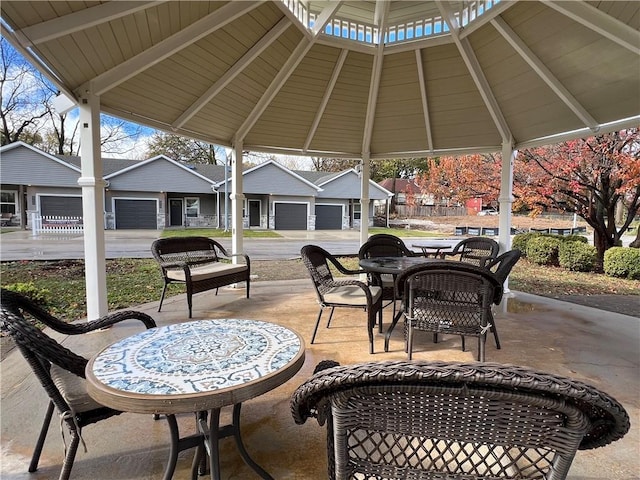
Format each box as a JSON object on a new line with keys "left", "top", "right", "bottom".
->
{"left": 151, "top": 236, "right": 227, "bottom": 266}
{"left": 358, "top": 234, "right": 414, "bottom": 259}
{"left": 399, "top": 262, "right": 499, "bottom": 336}
{"left": 0, "top": 295, "right": 89, "bottom": 416}
{"left": 487, "top": 248, "right": 522, "bottom": 284}
{"left": 451, "top": 237, "right": 500, "bottom": 266}
{"left": 300, "top": 245, "right": 338, "bottom": 300}
{"left": 291, "top": 360, "right": 631, "bottom": 480}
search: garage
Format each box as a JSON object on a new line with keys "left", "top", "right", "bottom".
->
{"left": 274, "top": 203, "right": 307, "bottom": 230}
{"left": 114, "top": 199, "right": 157, "bottom": 229}
{"left": 315, "top": 204, "right": 343, "bottom": 230}
{"left": 40, "top": 196, "right": 83, "bottom": 216}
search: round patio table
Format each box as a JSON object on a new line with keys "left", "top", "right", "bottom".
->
{"left": 411, "top": 239, "right": 459, "bottom": 258}
{"left": 86, "top": 318, "right": 305, "bottom": 480}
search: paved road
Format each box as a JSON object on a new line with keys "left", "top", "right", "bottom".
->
{"left": 0, "top": 229, "right": 374, "bottom": 261}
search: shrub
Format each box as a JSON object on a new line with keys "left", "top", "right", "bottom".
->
{"left": 512, "top": 233, "right": 540, "bottom": 257}
{"left": 2, "top": 282, "right": 50, "bottom": 305}
{"left": 558, "top": 241, "right": 596, "bottom": 272}
{"left": 526, "top": 236, "right": 562, "bottom": 266}
{"left": 604, "top": 247, "right": 640, "bottom": 280}
{"left": 561, "top": 234, "right": 588, "bottom": 244}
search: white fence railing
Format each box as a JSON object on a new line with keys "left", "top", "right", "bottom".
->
{"left": 31, "top": 213, "right": 83, "bottom": 235}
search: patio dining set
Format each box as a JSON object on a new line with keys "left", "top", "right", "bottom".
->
{"left": 0, "top": 234, "right": 632, "bottom": 480}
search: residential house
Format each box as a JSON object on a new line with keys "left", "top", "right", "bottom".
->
{"left": 0, "top": 142, "right": 392, "bottom": 231}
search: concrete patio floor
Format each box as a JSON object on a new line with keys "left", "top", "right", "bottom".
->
{"left": 1, "top": 279, "right": 638, "bottom": 480}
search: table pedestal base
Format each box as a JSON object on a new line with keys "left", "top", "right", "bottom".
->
{"left": 163, "top": 403, "right": 273, "bottom": 480}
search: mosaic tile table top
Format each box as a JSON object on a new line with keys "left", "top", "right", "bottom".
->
{"left": 86, "top": 319, "right": 305, "bottom": 414}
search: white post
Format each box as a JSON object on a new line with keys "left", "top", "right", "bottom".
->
{"left": 359, "top": 153, "right": 370, "bottom": 246}
{"left": 231, "top": 139, "right": 245, "bottom": 261}
{"left": 78, "top": 92, "right": 108, "bottom": 319}
{"left": 498, "top": 142, "right": 516, "bottom": 293}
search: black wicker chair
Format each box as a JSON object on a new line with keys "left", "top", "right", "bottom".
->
{"left": 358, "top": 234, "right": 415, "bottom": 319}
{"left": 0, "top": 289, "right": 157, "bottom": 480}
{"left": 291, "top": 360, "right": 630, "bottom": 480}
{"left": 443, "top": 237, "right": 500, "bottom": 267}
{"left": 151, "top": 236, "right": 250, "bottom": 318}
{"left": 396, "top": 262, "right": 501, "bottom": 361}
{"left": 301, "top": 245, "right": 383, "bottom": 354}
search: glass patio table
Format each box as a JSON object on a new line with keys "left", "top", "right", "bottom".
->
{"left": 86, "top": 318, "right": 305, "bottom": 480}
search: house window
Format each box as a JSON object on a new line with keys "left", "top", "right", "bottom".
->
{"left": 185, "top": 198, "right": 200, "bottom": 218}
{"left": 353, "top": 202, "right": 361, "bottom": 220}
{"left": 1, "top": 191, "right": 17, "bottom": 214}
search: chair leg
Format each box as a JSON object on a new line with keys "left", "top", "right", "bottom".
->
{"left": 478, "top": 333, "right": 486, "bottom": 362}
{"left": 58, "top": 429, "right": 80, "bottom": 480}
{"left": 490, "top": 313, "right": 501, "bottom": 349}
{"left": 367, "top": 306, "right": 377, "bottom": 354}
{"left": 461, "top": 335, "right": 466, "bottom": 352}
{"left": 29, "top": 401, "right": 55, "bottom": 473}
{"left": 158, "top": 283, "right": 169, "bottom": 312}
{"left": 326, "top": 307, "right": 335, "bottom": 328}
{"left": 407, "top": 324, "right": 414, "bottom": 360}
{"left": 311, "top": 308, "right": 324, "bottom": 344}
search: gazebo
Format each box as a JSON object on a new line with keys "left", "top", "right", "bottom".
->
{"left": 2, "top": 0, "right": 638, "bottom": 318}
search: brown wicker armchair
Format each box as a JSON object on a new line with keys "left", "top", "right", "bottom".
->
{"left": 444, "top": 237, "right": 500, "bottom": 266}
{"left": 151, "top": 236, "right": 250, "bottom": 318}
{"left": 0, "top": 289, "right": 157, "bottom": 480}
{"left": 301, "top": 245, "right": 383, "bottom": 354}
{"left": 396, "top": 262, "right": 501, "bottom": 361}
{"left": 291, "top": 360, "right": 630, "bottom": 480}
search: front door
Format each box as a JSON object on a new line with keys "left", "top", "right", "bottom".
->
{"left": 169, "top": 199, "right": 183, "bottom": 226}
{"left": 249, "top": 200, "right": 260, "bottom": 227}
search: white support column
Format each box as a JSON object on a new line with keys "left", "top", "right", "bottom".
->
{"left": 498, "top": 143, "right": 517, "bottom": 293}
{"left": 231, "top": 140, "right": 245, "bottom": 260}
{"left": 498, "top": 143, "right": 516, "bottom": 253}
{"left": 359, "top": 153, "right": 370, "bottom": 246}
{"left": 78, "top": 92, "right": 108, "bottom": 319}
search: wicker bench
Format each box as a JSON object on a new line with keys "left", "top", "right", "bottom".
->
{"left": 151, "top": 236, "right": 250, "bottom": 317}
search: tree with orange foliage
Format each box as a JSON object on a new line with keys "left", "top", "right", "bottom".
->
{"left": 517, "top": 129, "right": 640, "bottom": 269}
{"left": 415, "top": 153, "right": 501, "bottom": 208}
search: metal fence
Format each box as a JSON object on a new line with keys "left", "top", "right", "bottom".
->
{"left": 31, "top": 214, "right": 84, "bottom": 235}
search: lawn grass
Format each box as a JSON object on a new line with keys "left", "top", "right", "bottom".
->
{"left": 161, "top": 228, "right": 282, "bottom": 238}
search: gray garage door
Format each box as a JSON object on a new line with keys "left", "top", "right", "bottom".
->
{"left": 40, "top": 196, "right": 83, "bottom": 216}
{"left": 315, "top": 205, "right": 342, "bottom": 230}
{"left": 114, "top": 199, "right": 157, "bottom": 229}
{"left": 274, "top": 203, "right": 307, "bottom": 230}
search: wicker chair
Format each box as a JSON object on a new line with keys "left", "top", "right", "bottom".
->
{"left": 358, "top": 234, "right": 415, "bottom": 319}
{"left": 291, "top": 360, "right": 631, "bottom": 480}
{"left": 444, "top": 237, "right": 500, "bottom": 267}
{"left": 301, "top": 245, "right": 383, "bottom": 354}
{"left": 396, "top": 262, "right": 501, "bottom": 361}
{"left": 0, "top": 289, "right": 157, "bottom": 480}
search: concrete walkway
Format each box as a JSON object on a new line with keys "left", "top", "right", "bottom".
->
{"left": 1, "top": 279, "right": 638, "bottom": 480}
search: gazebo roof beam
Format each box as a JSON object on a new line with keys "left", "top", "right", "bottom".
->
{"left": 415, "top": 49, "right": 434, "bottom": 152}
{"left": 82, "top": 2, "right": 260, "bottom": 97}
{"left": 437, "top": 0, "right": 512, "bottom": 144}
{"left": 172, "top": 16, "right": 292, "bottom": 130}
{"left": 545, "top": 0, "right": 640, "bottom": 54}
{"left": 235, "top": 3, "right": 338, "bottom": 142}
{"left": 491, "top": 16, "right": 598, "bottom": 132}
{"left": 362, "top": 0, "right": 390, "bottom": 155}
{"left": 304, "top": 49, "right": 349, "bottom": 152}
{"left": 14, "top": 1, "right": 161, "bottom": 47}
{"left": 312, "top": 1, "right": 344, "bottom": 36}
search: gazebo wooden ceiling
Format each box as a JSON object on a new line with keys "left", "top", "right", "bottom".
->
{"left": 2, "top": 0, "right": 639, "bottom": 159}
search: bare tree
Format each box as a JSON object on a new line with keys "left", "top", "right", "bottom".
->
{"left": 1, "top": 38, "right": 51, "bottom": 145}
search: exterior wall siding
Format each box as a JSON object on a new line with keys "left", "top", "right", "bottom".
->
{"left": 238, "top": 163, "right": 318, "bottom": 196}
{"left": 108, "top": 159, "right": 214, "bottom": 193}
{"left": 2, "top": 146, "right": 80, "bottom": 187}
